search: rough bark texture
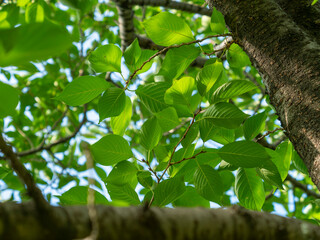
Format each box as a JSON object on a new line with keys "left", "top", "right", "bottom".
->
{"left": 1, "top": 202, "right": 320, "bottom": 240}
{"left": 207, "top": 0, "right": 320, "bottom": 190}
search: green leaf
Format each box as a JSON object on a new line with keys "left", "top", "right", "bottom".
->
{"left": 203, "top": 102, "right": 248, "bottom": 129}
{"left": 89, "top": 44, "right": 122, "bottom": 73}
{"left": 210, "top": 7, "right": 226, "bottom": 34}
{"left": 56, "top": 76, "right": 110, "bottom": 106}
{"left": 196, "top": 62, "right": 223, "bottom": 95}
{"left": 199, "top": 118, "right": 235, "bottom": 144}
{"left": 235, "top": 168, "right": 265, "bottom": 211}
{"left": 91, "top": 134, "right": 133, "bottom": 166}
{"left": 274, "top": 141, "right": 292, "bottom": 181}
{"left": 0, "top": 81, "right": 19, "bottom": 118}
{"left": 140, "top": 117, "right": 162, "bottom": 150}
{"left": 227, "top": 44, "right": 251, "bottom": 68}
{"left": 193, "top": 164, "right": 223, "bottom": 204}
{"left": 256, "top": 159, "right": 283, "bottom": 189}
{"left": 124, "top": 38, "right": 141, "bottom": 67}
{"left": 25, "top": 2, "right": 45, "bottom": 23}
{"left": 153, "top": 176, "right": 186, "bottom": 207}
{"left": 157, "top": 45, "right": 200, "bottom": 81}
{"left": 292, "top": 150, "right": 308, "bottom": 175}
{"left": 218, "top": 141, "right": 270, "bottom": 168}
{"left": 143, "top": 12, "right": 194, "bottom": 46}
{"left": 0, "top": 22, "right": 72, "bottom": 67}
{"left": 98, "top": 87, "right": 126, "bottom": 121}
{"left": 312, "top": 0, "right": 318, "bottom": 5}
{"left": 164, "top": 76, "right": 195, "bottom": 109}
{"left": 59, "top": 186, "right": 108, "bottom": 205}
{"left": 107, "top": 183, "right": 140, "bottom": 205}
{"left": 0, "top": 4, "right": 20, "bottom": 28}
{"left": 107, "top": 161, "right": 138, "bottom": 188}
{"left": 174, "top": 186, "right": 210, "bottom": 208}
{"left": 155, "top": 107, "right": 180, "bottom": 132}
{"left": 181, "top": 123, "right": 199, "bottom": 148}
{"left": 211, "top": 80, "right": 257, "bottom": 103}
{"left": 136, "top": 82, "right": 170, "bottom": 113}
{"left": 132, "top": 49, "right": 157, "bottom": 75}
{"left": 137, "top": 170, "right": 154, "bottom": 189}
{"left": 243, "top": 112, "right": 267, "bottom": 140}
{"left": 110, "top": 96, "right": 132, "bottom": 136}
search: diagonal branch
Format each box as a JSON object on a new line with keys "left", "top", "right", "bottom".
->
{"left": 286, "top": 174, "right": 320, "bottom": 199}
{"left": 0, "top": 132, "right": 49, "bottom": 212}
{"left": 17, "top": 105, "right": 87, "bottom": 157}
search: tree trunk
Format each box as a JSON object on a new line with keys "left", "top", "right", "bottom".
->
{"left": 0, "top": 202, "right": 319, "bottom": 240}
{"left": 207, "top": 0, "right": 320, "bottom": 190}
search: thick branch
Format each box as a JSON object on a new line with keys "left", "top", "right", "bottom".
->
{"left": 207, "top": 0, "right": 320, "bottom": 190}
{"left": 0, "top": 133, "right": 49, "bottom": 213}
{"left": 1, "top": 202, "right": 320, "bottom": 240}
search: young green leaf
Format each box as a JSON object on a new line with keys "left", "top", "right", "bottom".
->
{"left": 203, "top": 102, "right": 249, "bottom": 129}
{"left": 136, "top": 82, "right": 170, "bottom": 113}
{"left": 157, "top": 45, "right": 200, "bottom": 82}
{"left": 164, "top": 77, "right": 195, "bottom": 107}
{"left": 210, "top": 7, "right": 226, "bottom": 34}
{"left": 111, "top": 96, "right": 132, "bottom": 136}
{"left": 174, "top": 186, "right": 210, "bottom": 208}
{"left": 140, "top": 117, "right": 163, "bottom": 150}
{"left": 256, "top": 159, "right": 283, "bottom": 189}
{"left": 98, "top": 87, "right": 126, "bottom": 121}
{"left": 227, "top": 44, "right": 251, "bottom": 68}
{"left": 155, "top": 107, "right": 180, "bottom": 132}
{"left": 89, "top": 44, "right": 122, "bottom": 73}
{"left": 218, "top": 141, "right": 270, "bottom": 168}
{"left": 196, "top": 61, "right": 223, "bottom": 95}
{"left": 143, "top": 12, "right": 194, "bottom": 46}
{"left": 0, "top": 22, "right": 72, "bottom": 67}
{"left": 25, "top": 2, "right": 45, "bottom": 23}
{"left": 181, "top": 123, "right": 199, "bottom": 148}
{"left": 56, "top": 76, "right": 110, "bottom": 106}
{"left": 243, "top": 112, "right": 267, "bottom": 140}
{"left": 91, "top": 134, "right": 133, "bottom": 166}
{"left": 235, "top": 168, "right": 265, "bottom": 211}
{"left": 193, "top": 164, "right": 223, "bottom": 204}
{"left": 211, "top": 80, "right": 257, "bottom": 103}
{"left": 274, "top": 141, "right": 292, "bottom": 181}
{"left": 124, "top": 38, "right": 141, "bottom": 67}
{"left": 107, "top": 160, "right": 138, "bottom": 188}
{"left": 0, "top": 81, "right": 19, "bottom": 118}
{"left": 153, "top": 176, "right": 186, "bottom": 207}
{"left": 58, "top": 186, "right": 108, "bottom": 205}
{"left": 107, "top": 183, "right": 140, "bottom": 205}
{"left": 137, "top": 171, "right": 154, "bottom": 189}
{"left": 199, "top": 118, "right": 235, "bottom": 144}
{"left": 0, "top": 4, "right": 19, "bottom": 28}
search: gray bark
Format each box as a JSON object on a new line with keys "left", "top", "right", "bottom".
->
{"left": 1, "top": 202, "right": 320, "bottom": 240}
{"left": 207, "top": 0, "right": 320, "bottom": 190}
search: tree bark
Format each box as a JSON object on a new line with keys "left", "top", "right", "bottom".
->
{"left": 206, "top": 0, "right": 320, "bottom": 190}
{"left": 1, "top": 202, "right": 319, "bottom": 240}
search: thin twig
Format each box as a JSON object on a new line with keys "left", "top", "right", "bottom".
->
{"left": 17, "top": 105, "right": 87, "bottom": 157}
{"left": 255, "top": 128, "right": 284, "bottom": 142}
{"left": 141, "top": 158, "right": 160, "bottom": 182}
{"left": 125, "top": 34, "right": 232, "bottom": 89}
{"left": 170, "top": 150, "right": 206, "bottom": 165}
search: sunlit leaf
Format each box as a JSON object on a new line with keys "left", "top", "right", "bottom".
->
{"left": 91, "top": 134, "right": 133, "bottom": 166}
{"left": 56, "top": 76, "right": 110, "bottom": 106}
{"left": 140, "top": 117, "right": 162, "bottom": 150}
{"left": 227, "top": 44, "right": 251, "bottom": 68}
{"left": 210, "top": 7, "right": 226, "bottom": 34}
{"left": 143, "top": 12, "right": 194, "bottom": 46}
{"left": 59, "top": 186, "right": 108, "bottom": 205}
{"left": 89, "top": 44, "right": 122, "bottom": 73}
{"left": 107, "top": 183, "right": 140, "bottom": 205}
{"left": 243, "top": 112, "right": 267, "bottom": 140}
{"left": 155, "top": 107, "right": 180, "bottom": 132}
{"left": 111, "top": 96, "right": 132, "bottom": 136}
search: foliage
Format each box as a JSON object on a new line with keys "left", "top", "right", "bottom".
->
{"left": 0, "top": 0, "right": 319, "bottom": 223}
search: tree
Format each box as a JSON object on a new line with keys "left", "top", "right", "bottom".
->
{"left": 0, "top": 0, "right": 320, "bottom": 239}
